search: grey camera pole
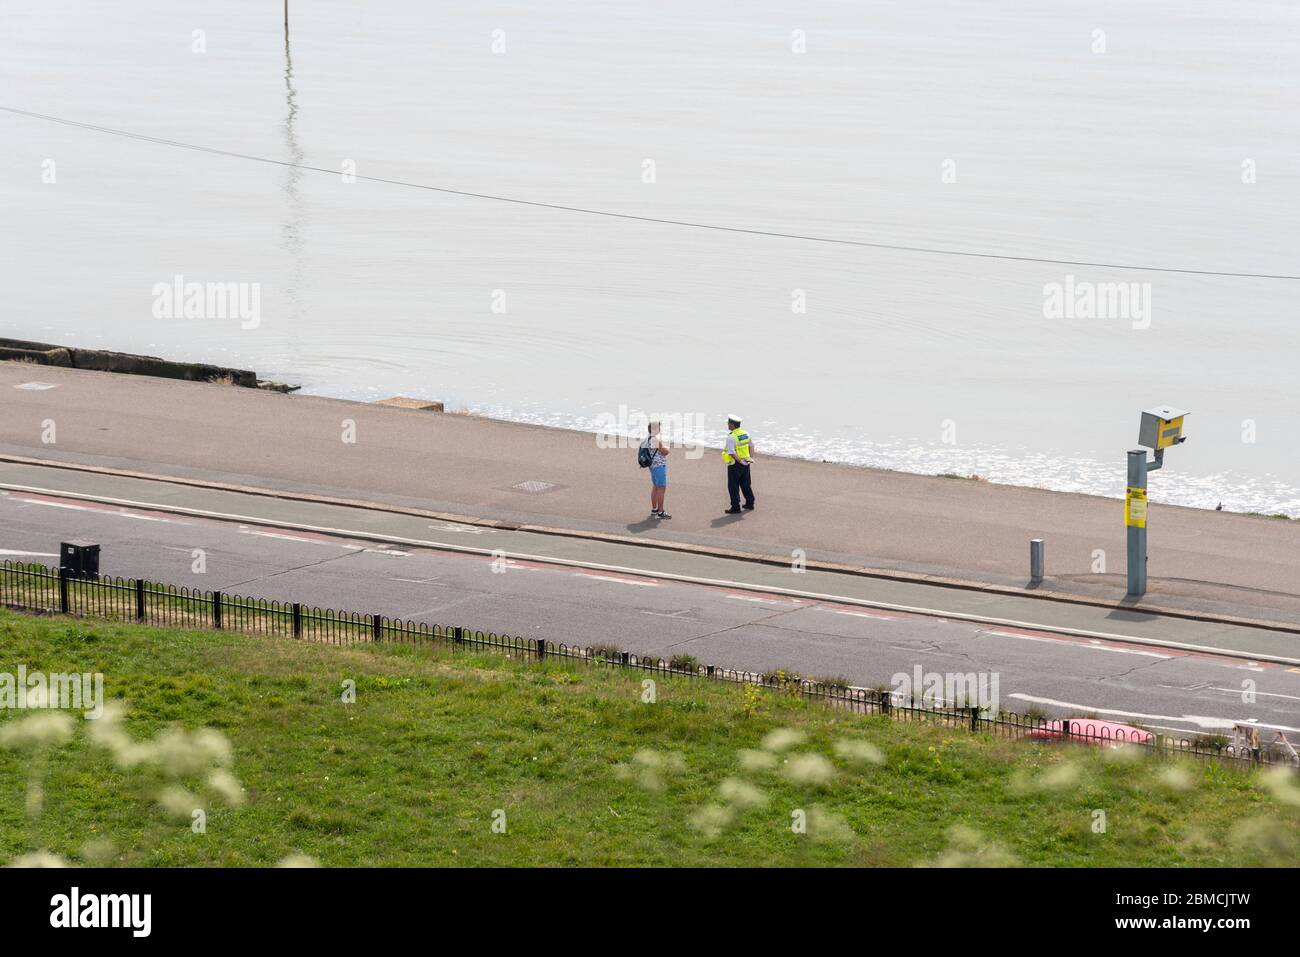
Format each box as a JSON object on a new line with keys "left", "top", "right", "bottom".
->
{"left": 1125, "top": 448, "right": 1163, "bottom": 598}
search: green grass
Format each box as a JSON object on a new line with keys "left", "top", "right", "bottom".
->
{"left": 0, "top": 608, "right": 1297, "bottom": 867}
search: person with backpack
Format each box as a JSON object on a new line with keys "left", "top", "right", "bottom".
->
{"left": 638, "top": 420, "right": 671, "bottom": 519}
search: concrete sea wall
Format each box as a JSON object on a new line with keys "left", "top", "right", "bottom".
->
{"left": 0, "top": 338, "right": 292, "bottom": 391}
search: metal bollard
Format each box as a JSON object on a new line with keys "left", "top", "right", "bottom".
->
{"left": 1029, "top": 539, "right": 1045, "bottom": 584}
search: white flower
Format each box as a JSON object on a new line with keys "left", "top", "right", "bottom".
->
{"left": 930, "top": 825, "right": 1018, "bottom": 868}
{"left": 718, "top": 778, "right": 767, "bottom": 809}
{"left": 156, "top": 785, "right": 200, "bottom": 820}
{"left": 761, "top": 728, "right": 806, "bottom": 752}
{"left": 783, "top": 753, "right": 835, "bottom": 786}
{"left": 0, "top": 712, "right": 75, "bottom": 749}
{"left": 86, "top": 702, "right": 151, "bottom": 767}
{"left": 688, "top": 804, "right": 735, "bottom": 839}
{"left": 1260, "top": 767, "right": 1300, "bottom": 807}
{"left": 833, "top": 739, "right": 885, "bottom": 766}
{"left": 738, "top": 749, "right": 778, "bottom": 771}
{"left": 6, "top": 850, "right": 68, "bottom": 868}
{"left": 807, "top": 806, "right": 856, "bottom": 844}
{"left": 1155, "top": 765, "right": 1194, "bottom": 792}
{"left": 207, "top": 769, "right": 245, "bottom": 806}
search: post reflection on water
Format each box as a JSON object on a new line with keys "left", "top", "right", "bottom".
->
{"left": 280, "top": 10, "right": 305, "bottom": 362}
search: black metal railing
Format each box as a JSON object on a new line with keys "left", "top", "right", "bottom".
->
{"left": 1, "top": 560, "right": 1293, "bottom": 769}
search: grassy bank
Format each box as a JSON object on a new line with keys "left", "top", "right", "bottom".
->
{"left": 0, "top": 608, "right": 1296, "bottom": 867}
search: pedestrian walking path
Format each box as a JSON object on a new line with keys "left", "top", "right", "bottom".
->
{"left": 3, "top": 362, "right": 1299, "bottom": 629}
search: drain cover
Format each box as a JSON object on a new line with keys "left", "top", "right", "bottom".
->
{"left": 512, "top": 480, "right": 557, "bottom": 494}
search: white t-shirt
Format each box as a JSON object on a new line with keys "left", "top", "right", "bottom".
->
{"left": 641, "top": 435, "right": 667, "bottom": 468}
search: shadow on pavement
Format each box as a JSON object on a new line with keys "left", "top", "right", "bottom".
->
{"left": 1105, "top": 602, "right": 1163, "bottom": 624}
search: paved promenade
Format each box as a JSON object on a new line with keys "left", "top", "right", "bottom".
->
{"left": 3, "top": 362, "right": 1299, "bottom": 627}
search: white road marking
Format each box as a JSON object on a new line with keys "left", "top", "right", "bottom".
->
{"left": 832, "top": 609, "right": 899, "bottom": 621}
{"left": 364, "top": 548, "right": 409, "bottom": 556}
{"left": 578, "top": 573, "right": 661, "bottom": 587}
{"left": 983, "top": 631, "right": 1057, "bottom": 645}
{"left": 0, "top": 548, "right": 59, "bottom": 557}
{"left": 729, "top": 595, "right": 801, "bottom": 605}
{"left": 1144, "top": 723, "right": 1221, "bottom": 738}
{"left": 16, "top": 498, "right": 177, "bottom": 522}
{"left": 983, "top": 630, "right": 1171, "bottom": 658}
{"left": 239, "top": 529, "right": 360, "bottom": 547}
{"left": 1006, "top": 692, "right": 1300, "bottom": 734}
{"left": 1205, "top": 686, "right": 1300, "bottom": 703}
{"left": 493, "top": 560, "right": 537, "bottom": 571}
{"left": 430, "top": 523, "right": 491, "bottom": 535}
{"left": 390, "top": 577, "right": 445, "bottom": 585}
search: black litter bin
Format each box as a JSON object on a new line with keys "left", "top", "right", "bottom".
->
{"left": 60, "top": 541, "right": 100, "bottom": 579}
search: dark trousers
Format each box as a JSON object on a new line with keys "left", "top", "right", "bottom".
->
{"left": 727, "top": 463, "right": 754, "bottom": 509}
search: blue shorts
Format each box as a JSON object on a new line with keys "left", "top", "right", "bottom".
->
{"left": 649, "top": 465, "right": 667, "bottom": 488}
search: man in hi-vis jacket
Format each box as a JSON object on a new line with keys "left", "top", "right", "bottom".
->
{"left": 721, "top": 414, "right": 755, "bottom": 514}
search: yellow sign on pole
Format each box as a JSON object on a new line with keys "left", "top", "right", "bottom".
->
{"left": 1125, "top": 487, "right": 1147, "bottom": 528}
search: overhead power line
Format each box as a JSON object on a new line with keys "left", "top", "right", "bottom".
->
{"left": 4, "top": 104, "right": 1297, "bottom": 281}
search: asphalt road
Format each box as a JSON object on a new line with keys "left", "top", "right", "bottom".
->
{"left": 4, "top": 363, "right": 1300, "bottom": 626}
{"left": 3, "top": 481, "right": 1299, "bottom": 743}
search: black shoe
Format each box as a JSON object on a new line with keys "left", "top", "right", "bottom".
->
{"left": 742, "top": 503, "right": 755, "bottom": 511}
{"left": 724, "top": 507, "right": 742, "bottom": 514}
{"left": 656, "top": 511, "right": 671, "bottom": 519}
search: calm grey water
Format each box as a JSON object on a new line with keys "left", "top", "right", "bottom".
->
{"left": 3, "top": 1, "right": 1298, "bottom": 514}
